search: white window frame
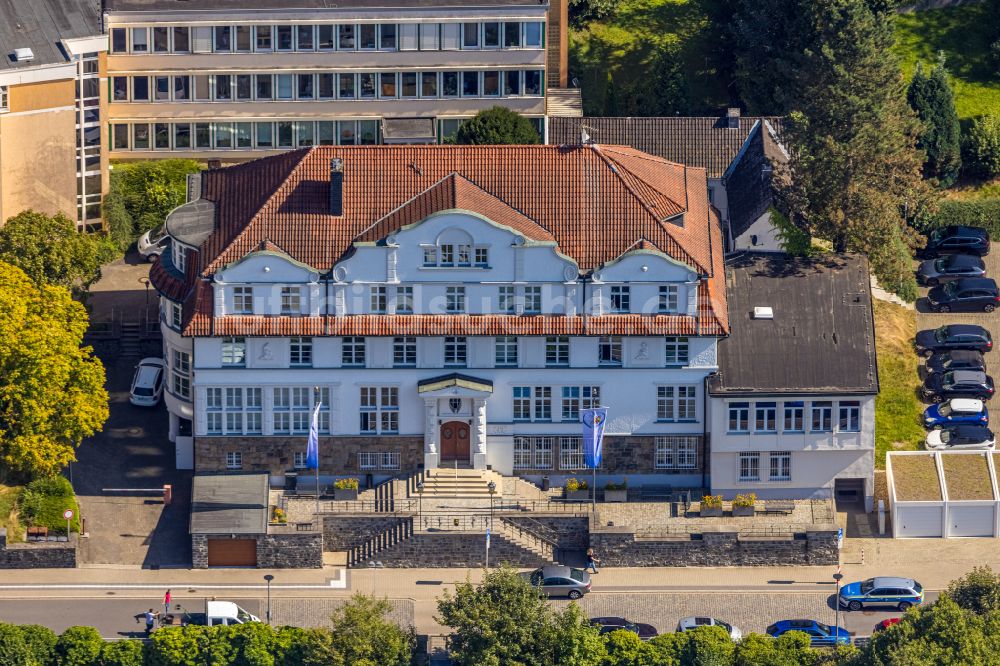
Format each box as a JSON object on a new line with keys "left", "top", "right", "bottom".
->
{"left": 739, "top": 451, "right": 760, "bottom": 482}
{"left": 838, "top": 401, "right": 861, "bottom": 432}
{"left": 513, "top": 436, "right": 554, "bottom": 470}
{"left": 280, "top": 286, "right": 302, "bottom": 314}
{"left": 495, "top": 336, "right": 518, "bottom": 367}
{"left": 221, "top": 337, "right": 247, "bottom": 366}
{"left": 783, "top": 401, "right": 805, "bottom": 432}
{"left": 561, "top": 386, "right": 600, "bottom": 421}
{"left": 446, "top": 286, "right": 466, "bottom": 313}
{"left": 394, "top": 286, "right": 414, "bottom": 314}
{"left": 498, "top": 286, "right": 516, "bottom": 314}
{"left": 609, "top": 285, "right": 630, "bottom": 313}
{"left": 598, "top": 336, "right": 622, "bottom": 366}
{"left": 664, "top": 336, "right": 689, "bottom": 365}
{"left": 360, "top": 386, "right": 399, "bottom": 434}
{"left": 290, "top": 336, "right": 312, "bottom": 367}
{"left": 559, "top": 436, "right": 586, "bottom": 470}
{"left": 393, "top": 336, "right": 417, "bottom": 367}
{"left": 233, "top": 286, "right": 253, "bottom": 314}
{"left": 513, "top": 386, "right": 552, "bottom": 422}
{"left": 226, "top": 451, "right": 242, "bottom": 469}
{"left": 523, "top": 286, "right": 542, "bottom": 314}
{"left": 811, "top": 401, "right": 833, "bottom": 432}
{"left": 370, "top": 286, "right": 387, "bottom": 313}
{"left": 545, "top": 336, "right": 569, "bottom": 367}
{"left": 293, "top": 451, "right": 308, "bottom": 469}
{"left": 655, "top": 436, "right": 698, "bottom": 470}
{"left": 754, "top": 402, "right": 777, "bottom": 433}
{"left": 444, "top": 336, "right": 467, "bottom": 366}
{"left": 342, "top": 336, "right": 366, "bottom": 367}
{"left": 658, "top": 285, "right": 679, "bottom": 313}
{"left": 657, "top": 385, "right": 696, "bottom": 422}
{"left": 728, "top": 402, "right": 750, "bottom": 433}
{"left": 769, "top": 451, "right": 791, "bottom": 481}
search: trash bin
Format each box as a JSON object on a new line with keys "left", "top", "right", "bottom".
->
{"left": 366, "top": 473, "right": 374, "bottom": 489}
{"left": 541, "top": 476, "right": 550, "bottom": 491}
{"left": 284, "top": 472, "right": 298, "bottom": 491}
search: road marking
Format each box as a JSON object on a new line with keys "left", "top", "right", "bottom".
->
{"left": 0, "top": 569, "right": 347, "bottom": 591}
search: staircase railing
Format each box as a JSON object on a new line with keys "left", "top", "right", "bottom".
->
{"left": 348, "top": 517, "right": 413, "bottom": 566}
{"left": 498, "top": 517, "right": 557, "bottom": 561}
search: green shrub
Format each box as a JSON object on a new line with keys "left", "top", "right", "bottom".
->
{"left": 454, "top": 107, "right": 540, "bottom": 145}
{"left": 604, "top": 480, "right": 627, "bottom": 491}
{"left": 18, "top": 477, "right": 79, "bottom": 534}
{"left": 53, "top": 626, "right": 102, "bottom": 666}
{"left": 919, "top": 198, "right": 1000, "bottom": 240}
{"left": 98, "top": 640, "right": 144, "bottom": 666}
{"left": 0, "top": 623, "right": 33, "bottom": 666}
{"left": 964, "top": 115, "right": 1000, "bottom": 178}
{"left": 18, "top": 625, "right": 57, "bottom": 664}
{"left": 333, "top": 478, "right": 359, "bottom": 491}
{"left": 104, "top": 159, "right": 202, "bottom": 251}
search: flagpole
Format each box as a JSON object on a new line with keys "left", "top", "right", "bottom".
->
{"left": 314, "top": 388, "right": 321, "bottom": 519}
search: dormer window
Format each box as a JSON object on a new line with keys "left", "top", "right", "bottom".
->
{"left": 475, "top": 248, "right": 489, "bottom": 267}
{"left": 280, "top": 286, "right": 302, "bottom": 315}
{"left": 172, "top": 242, "right": 187, "bottom": 273}
{"left": 421, "top": 229, "right": 488, "bottom": 268}
{"left": 233, "top": 286, "right": 253, "bottom": 314}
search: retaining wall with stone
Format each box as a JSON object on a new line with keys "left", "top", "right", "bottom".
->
{"left": 501, "top": 515, "right": 589, "bottom": 551}
{"left": 257, "top": 530, "right": 323, "bottom": 568}
{"left": 589, "top": 524, "right": 839, "bottom": 567}
{"left": 0, "top": 529, "right": 76, "bottom": 569}
{"left": 373, "top": 531, "right": 547, "bottom": 568}
{"left": 322, "top": 515, "right": 411, "bottom": 552}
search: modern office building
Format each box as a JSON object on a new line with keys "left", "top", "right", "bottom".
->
{"left": 0, "top": 0, "right": 108, "bottom": 230}
{"left": 105, "top": 0, "right": 572, "bottom": 161}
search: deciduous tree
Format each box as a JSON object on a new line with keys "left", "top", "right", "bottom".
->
{"left": 964, "top": 114, "right": 1000, "bottom": 178}
{"left": 455, "top": 107, "right": 541, "bottom": 145}
{"left": 53, "top": 626, "right": 103, "bottom": 666}
{"left": 907, "top": 57, "right": 962, "bottom": 187}
{"left": 328, "top": 595, "right": 415, "bottom": 666}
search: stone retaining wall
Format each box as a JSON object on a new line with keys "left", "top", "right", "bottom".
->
{"left": 322, "top": 515, "right": 411, "bottom": 552}
{"left": 373, "top": 531, "right": 547, "bottom": 568}
{"left": 501, "top": 515, "right": 589, "bottom": 551}
{"left": 196, "top": 436, "right": 424, "bottom": 476}
{"left": 257, "top": 531, "right": 323, "bottom": 568}
{"left": 0, "top": 529, "right": 76, "bottom": 569}
{"left": 589, "top": 524, "right": 839, "bottom": 567}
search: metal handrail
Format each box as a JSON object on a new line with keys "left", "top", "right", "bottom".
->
{"left": 498, "top": 517, "right": 557, "bottom": 553}
{"left": 503, "top": 515, "right": 560, "bottom": 543}
{"left": 317, "top": 499, "right": 419, "bottom": 513}
{"left": 632, "top": 523, "right": 818, "bottom": 538}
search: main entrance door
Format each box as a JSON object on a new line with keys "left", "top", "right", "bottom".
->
{"left": 440, "top": 421, "right": 471, "bottom": 463}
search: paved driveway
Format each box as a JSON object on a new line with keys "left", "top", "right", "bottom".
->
{"left": 916, "top": 250, "right": 1000, "bottom": 413}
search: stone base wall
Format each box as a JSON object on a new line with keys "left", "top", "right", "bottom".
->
{"left": 195, "top": 436, "right": 424, "bottom": 476}
{"left": 372, "top": 531, "right": 547, "bottom": 568}
{"left": 501, "top": 516, "right": 589, "bottom": 551}
{"left": 510, "top": 436, "right": 704, "bottom": 475}
{"left": 590, "top": 526, "right": 839, "bottom": 567}
{"left": 258, "top": 531, "right": 323, "bottom": 568}
{"left": 322, "top": 515, "right": 410, "bottom": 553}
{"left": 0, "top": 529, "right": 76, "bottom": 569}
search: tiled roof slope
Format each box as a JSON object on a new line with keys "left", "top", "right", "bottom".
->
{"left": 549, "top": 116, "right": 784, "bottom": 178}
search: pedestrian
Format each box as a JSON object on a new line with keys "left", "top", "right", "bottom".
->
{"left": 586, "top": 548, "right": 600, "bottom": 574}
{"left": 144, "top": 608, "right": 159, "bottom": 636}
{"left": 163, "top": 589, "right": 172, "bottom": 617}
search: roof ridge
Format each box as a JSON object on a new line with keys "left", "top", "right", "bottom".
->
{"left": 356, "top": 172, "right": 458, "bottom": 240}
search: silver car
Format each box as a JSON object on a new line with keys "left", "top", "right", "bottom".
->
{"left": 521, "top": 565, "right": 591, "bottom": 599}
{"left": 676, "top": 617, "right": 742, "bottom": 641}
{"left": 137, "top": 224, "right": 169, "bottom": 262}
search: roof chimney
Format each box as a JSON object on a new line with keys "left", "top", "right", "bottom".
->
{"left": 726, "top": 107, "right": 741, "bottom": 129}
{"left": 330, "top": 158, "right": 344, "bottom": 217}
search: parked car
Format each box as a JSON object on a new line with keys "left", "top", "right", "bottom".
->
{"left": 915, "top": 324, "right": 993, "bottom": 357}
{"left": 925, "top": 349, "right": 987, "bottom": 375}
{"left": 924, "top": 225, "right": 990, "bottom": 257}
{"left": 676, "top": 617, "right": 742, "bottom": 641}
{"left": 925, "top": 425, "right": 995, "bottom": 450}
{"left": 838, "top": 577, "right": 924, "bottom": 611}
{"left": 917, "top": 254, "right": 987, "bottom": 285}
{"left": 765, "top": 620, "right": 851, "bottom": 647}
{"left": 874, "top": 618, "right": 901, "bottom": 633}
{"left": 590, "top": 617, "right": 658, "bottom": 640}
{"left": 926, "top": 278, "right": 1000, "bottom": 313}
{"left": 522, "top": 565, "right": 591, "bottom": 599}
{"left": 924, "top": 398, "right": 989, "bottom": 429}
{"left": 129, "top": 357, "right": 166, "bottom": 407}
{"left": 137, "top": 224, "right": 169, "bottom": 262}
{"left": 922, "top": 370, "right": 995, "bottom": 403}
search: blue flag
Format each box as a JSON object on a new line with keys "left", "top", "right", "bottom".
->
{"left": 306, "top": 403, "right": 321, "bottom": 469}
{"left": 582, "top": 407, "right": 608, "bottom": 468}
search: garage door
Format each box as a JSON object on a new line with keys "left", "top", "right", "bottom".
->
{"left": 949, "top": 505, "right": 996, "bottom": 537}
{"left": 896, "top": 506, "right": 943, "bottom": 538}
{"left": 207, "top": 539, "right": 257, "bottom": 566}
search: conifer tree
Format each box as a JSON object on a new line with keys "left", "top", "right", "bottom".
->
{"left": 907, "top": 55, "right": 962, "bottom": 187}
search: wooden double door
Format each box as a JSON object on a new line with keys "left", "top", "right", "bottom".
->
{"left": 439, "top": 421, "right": 471, "bottom": 462}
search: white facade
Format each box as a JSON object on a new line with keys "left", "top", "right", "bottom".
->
{"left": 732, "top": 210, "right": 782, "bottom": 253}
{"left": 708, "top": 395, "right": 875, "bottom": 505}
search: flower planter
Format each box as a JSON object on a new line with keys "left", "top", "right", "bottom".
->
{"left": 566, "top": 490, "right": 591, "bottom": 501}
{"left": 604, "top": 489, "right": 628, "bottom": 503}
{"left": 732, "top": 505, "right": 756, "bottom": 517}
{"left": 700, "top": 507, "right": 723, "bottom": 518}
{"left": 334, "top": 488, "right": 358, "bottom": 501}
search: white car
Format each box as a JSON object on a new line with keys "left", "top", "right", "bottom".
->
{"left": 925, "top": 425, "right": 995, "bottom": 450}
{"left": 137, "top": 224, "right": 169, "bottom": 262}
{"left": 676, "top": 617, "right": 742, "bottom": 641}
{"left": 130, "top": 358, "right": 166, "bottom": 406}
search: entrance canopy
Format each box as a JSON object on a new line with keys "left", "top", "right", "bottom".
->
{"left": 417, "top": 373, "right": 493, "bottom": 397}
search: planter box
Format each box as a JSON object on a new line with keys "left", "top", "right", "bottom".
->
{"left": 566, "top": 490, "right": 591, "bottom": 501}
{"left": 604, "top": 489, "right": 628, "bottom": 503}
{"left": 700, "top": 507, "right": 723, "bottom": 518}
{"left": 732, "top": 505, "right": 756, "bottom": 517}
{"left": 334, "top": 488, "right": 358, "bottom": 501}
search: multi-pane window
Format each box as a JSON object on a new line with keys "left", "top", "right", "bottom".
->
{"left": 290, "top": 337, "right": 312, "bottom": 367}
{"left": 293, "top": 451, "right": 307, "bottom": 469}
{"left": 0, "top": 86, "right": 7, "bottom": 112}
{"left": 206, "top": 388, "right": 223, "bottom": 434}
{"left": 342, "top": 336, "right": 366, "bottom": 366}
{"left": 598, "top": 336, "right": 622, "bottom": 366}
{"left": 226, "top": 451, "right": 242, "bottom": 470}
{"left": 545, "top": 336, "right": 569, "bottom": 367}
{"left": 393, "top": 337, "right": 417, "bottom": 367}
{"left": 754, "top": 402, "right": 777, "bottom": 432}
{"left": 370, "top": 286, "right": 387, "bottom": 313}
{"left": 221, "top": 337, "right": 246, "bottom": 366}
{"left": 280, "top": 286, "right": 302, "bottom": 314}
{"left": 498, "top": 286, "right": 516, "bottom": 314}
{"left": 513, "top": 436, "right": 554, "bottom": 470}
{"left": 359, "top": 387, "right": 398, "bottom": 434}
{"left": 395, "top": 286, "right": 413, "bottom": 314}
{"left": 559, "top": 437, "right": 586, "bottom": 470}
{"left": 359, "top": 451, "right": 401, "bottom": 470}
{"left": 446, "top": 286, "right": 466, "bottom": 313}
{"left": 657, "top": 386, "right": 697, "bottom": 421}
{"left": 664, "top": 337, "right": 689, "bottom": 365}
{"left": 523, "top": 286, "right": 542, "bottom": 314}
{"left": 475, "top": 247, "right": 489, "bottom": 267}
{"left": 233, "top": 286, "right": 253, "bottom": 314}
{"left": 784, "top": 401, "right": 804, "bottom": 432}
{"left": 290, "top": 387, "right": 313, "bottom": 433}
{"left": 739, "top": 452, "right": 761, "bottom": 481}
{"left": 839, "top": 401, "right": 861, "bottom": 432}
{"left": 655, "top": 436, "right": 699, "bottom": 470}
{"left": 811, "top": 401, "right": 833, "bottom": 432}
{"left": 171, "top": 349, "right": 191, "bottom": 399}
{"left": 444, "top": 336, "right": 467, "bottom": 366}
{"left": 495, "top": 336, "right": 518, "bottom": 367}
{"left": 769, "top": 451, "right": 791, "bottom": 481}
{"left": 561, "top": 386, "right": 600, "bottom": 421}
{"left": 168, "top": 301, "right": 183, "bottom": 329}
{"left": 513, "top": 386, "right": 552, "bottom": 421}
{"left": 206, "top": 387, "right": 263, "bottom": 435}
{"left": 728, "top": 402, "right": 750, "bottom": 433}
{"left": 658, "top": 285, "right": 680, "bottom": 313}
{"left": 272, "top": 387, "right": 291, "bottom": 434}
{"left": 610, "top": 285, "right": 630, "bottom": 313}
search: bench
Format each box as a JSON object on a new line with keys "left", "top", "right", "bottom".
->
{"left": 763, "top": 501, "right": 795, "bottom": 515}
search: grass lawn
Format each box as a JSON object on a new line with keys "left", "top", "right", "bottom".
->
{"left": 0, "top": 485, "right": 24, "bottom": 542}
{"left": 941, "top": 453, "right": 994, "bottom": 501}
{"left": 894, "top": 3, "right": 1000, "bottom": 120}
{"left": 946, "top": 177, "right": 1000, "bottom": 201}
{"left": 891, "top": 455, "right": 942, "bottom": 501}
{"left": 569, "top": 0, "right": 728, "bottom": 116}
{"left": 873, "top": 300, "right": 926, "bottom": 468}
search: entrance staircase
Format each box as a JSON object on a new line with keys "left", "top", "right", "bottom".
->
{"left": 419, "top": 467, "right": 504, "bottom": 499}
{"left": 119, "top": 321, "right": 142, "bottom": 358}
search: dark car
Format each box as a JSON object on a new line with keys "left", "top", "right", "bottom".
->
{"left": 915, "top": 325, "right": 994, "bottom": 357}
{"left": 926, "top": 349, "right": 987, "bottom": 374}
{"left": 924, "top": 225, "right": 990, "bottom": 257}
{"left": 926, "top": 278, "right": 1000, "bottom": 313}
{"left": 766, "top": 620, "right": 851, "bottom": 647}
{"left": 922, "top": 370, "right": 995, "bottom": 403}
{"left": 589, "top": 617, "right": 658, "bottom": 641}
{"left": 917, "top": 254, "right": 987, "bottom": 285}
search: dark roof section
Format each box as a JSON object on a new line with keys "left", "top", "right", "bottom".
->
{"left": 190, "top": 473, "right": 268, "bottom": 535}
{"left": 166, "top": 199, "right": 216, "bottom": 247}
{"left": 0, "top": 0, "right": 103, "bottom": 70}
{"left": 709, "top": 253, "right": 879, "bottom": 396}
{"left": 724, "top": 121, "right": 789, "bottom": 240}
{"left": 549, "top": 115, "right": 784, "bottom": 178}
{"left": 105, "top": 0, "right": 543, "bottom": 10}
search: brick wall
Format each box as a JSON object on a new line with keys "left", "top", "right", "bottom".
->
{"left": 0, "top": 529, "right": 76, "bottom": 569}
{"left": 196, "top": 436, "right": 424, "bottom": 476}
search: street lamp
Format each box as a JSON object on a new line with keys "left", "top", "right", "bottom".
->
{"left": 487, "top": 480, "right": 497, "bottom": 531}
{"left": 263, "top": 574, "right": 274, "bottom": 624}
{"left": 833, "top": 570, "right": 844, "bottom": 644}
{"left": 416, "top": 480, "right": 424, "bottom": 522}
{"left": 138, "top": 276, "right": 150, "bottom": 307}
{"left": 368, "top": 560, "right": 384, "bottom": 597}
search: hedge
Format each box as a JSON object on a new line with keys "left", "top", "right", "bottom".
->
{"left": 17, "top": 477, "right": 80, "bottom": 534}
{"left": 919, "top": 198, "right": 1000, "bottom": 240}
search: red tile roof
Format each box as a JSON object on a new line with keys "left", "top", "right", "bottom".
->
{"left": 154, "top": 145, "right": 728, "bottom": 337}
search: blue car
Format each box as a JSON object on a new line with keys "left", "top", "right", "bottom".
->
{"left": 924, "top": 398, "right": 989, "bottom": 430}
{"left": 838, "top": 577, "right": 924, "bottom": 611}
{"left": 766, "top": 620, "right": 851, "bottom": 646}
